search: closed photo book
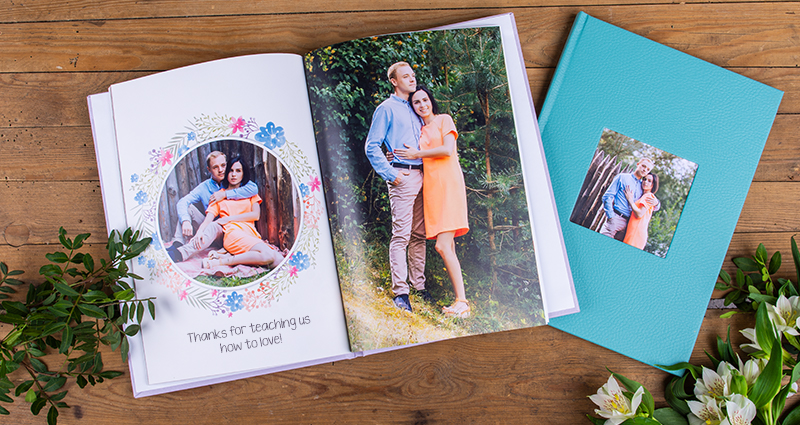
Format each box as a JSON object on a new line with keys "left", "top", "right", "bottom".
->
{"left": 87, "top": 13, "right": 577, "bottom": 397}
{"left": 541, "top": 12, "right": 783, "bottom": 369}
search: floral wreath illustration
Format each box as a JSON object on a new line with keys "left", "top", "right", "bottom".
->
{"left": 127, "top": 114, "right": 322, "bottom": 317}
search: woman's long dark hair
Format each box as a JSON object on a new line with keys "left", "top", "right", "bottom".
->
{"left": 224, "top": 155, "right": 252, "bottom": 189}
{"left": 408, "top": 85, "right": 440, "bottom": 116}
{"left": 647, "top": 173, "right": 659, "bottom": 195}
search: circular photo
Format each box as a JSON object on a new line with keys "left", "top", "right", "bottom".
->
{"left": 157, "top": 138, "right": 301, "bottom": 289}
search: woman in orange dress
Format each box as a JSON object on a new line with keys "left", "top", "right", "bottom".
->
{"left": 622, "top": 173, "right": 660, "bottom": 250}
{"left": 396, "top": 86, "right": 470, "bottom": 318}
{"left": 199, "top": 156, "right": 284, "bottom": 269}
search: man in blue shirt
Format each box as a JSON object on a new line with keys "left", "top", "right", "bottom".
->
{"left": 167, "top": 150, "right": 258, "bottom": 262}
{"left": 600, "top": 158, "right": 657, "bottom": 240}
{"left": 364, "top": 61, "right": 430, "bottom": 313}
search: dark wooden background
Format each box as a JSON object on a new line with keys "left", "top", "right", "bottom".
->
{"left": 0, "top": 1, "right": 797, "bottom": 423}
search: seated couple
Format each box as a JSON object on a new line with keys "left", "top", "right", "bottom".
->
{"left": 166, "top": 151, "right": 284, "bottom": 270}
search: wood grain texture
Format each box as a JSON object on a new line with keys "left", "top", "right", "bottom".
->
{"left": 0, "top": 1, "right": 797, "bottom": 423}
{"left": 0, "top": 310, "right": 767, "bottom": 424}
{"left": 0, "top": 5, "right": 798, "bottom": 73}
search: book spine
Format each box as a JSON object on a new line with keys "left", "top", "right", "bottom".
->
{"left": 537, "top": 11, "right": 589, "bottom": 130}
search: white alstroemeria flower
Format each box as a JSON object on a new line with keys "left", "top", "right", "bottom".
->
{"left": 767, "top": 295, "right": 800, "bottom": 336}
{"left": 695, "top": 362, "right": 735, "bottom": 401}
{"left": 720, "top": 394, "right": 756, "bottom": 425}
{"left": 737, "top": 357, "right": 766, "bottom": 386}
{"left": 739, "top": 328, "right": 763, "bottom": 354}
{"left": 687, "top": 396, "right": 724, "bottom": 425}
{"left": 589, "top": 375, "right": 644, "bottom": 425}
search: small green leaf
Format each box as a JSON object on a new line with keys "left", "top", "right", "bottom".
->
{"left": 59, "top": 327, "right": 73, "bottom": 354}
{"left": 43, "top": 376, "right": 67, "bottom": 392}
{"left": 25, "top": 388, "right": 37, "bottom": 403}
{"left": 719, "top": 311, "right": 738, "bottom": 319}
{"left": 53, "top": 282, "right": 80, "bottom": 298}
{"left": 15, "top": 380, "right": 34, "bottom": 397}
{"left": 2, "top": 300, "right": 29, "bottom": 315}
{"left": 47, "top": 405, "right": 59, "bottom": 425}
{"left": 76, "top": 375, "right": 87, "bottom": 389}
{"left": 734, "top": 257, "right": 761, "bottom": 272}
{"left": 29, "top": 358, "right": 48, "bottom": 373}
{"left": 756, "top": 243, "right": 768, "bottom": 265}
{"left": 45, "top": 251, "right": 70, "bottom": 264}
{"left": 769, "top": 251, "right": 781, "bottom": 274}
{"left": 31, "top": 397, "right": 47, "bottom": 415}
{"left": 82, "top": 253, "right": 95, "bottom": 273}
{"left": 77, "top": 304, "right": 107, "bottom": 319}
{"left": 147, "top": 300, "right": 156, "bottom": 320}
{"left": 124, "top": 324, "right": 141, "bottom": 337}
{"left": 136, "top": 301, "right": 144, "bottom": 323}
{"left": 719, "top": 269, "right": 731, "bottom": 284}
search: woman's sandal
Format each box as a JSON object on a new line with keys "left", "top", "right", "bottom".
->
{"left": 443, "top": 299, "right": 471, "bottom": 318}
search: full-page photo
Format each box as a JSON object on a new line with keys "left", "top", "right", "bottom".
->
{"left": 305, "top": 26, "right": 548, "bottom": 351}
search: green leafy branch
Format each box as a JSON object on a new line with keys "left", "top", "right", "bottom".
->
{"left": 716, "top": 237, "right": 800, "bottom": 316}
{"left": 0, "top": 228, "right": 155, "bottom": 424}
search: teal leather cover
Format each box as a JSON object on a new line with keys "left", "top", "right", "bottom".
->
{"left": 542, "top": 12, "right": 783, "bottom": 369}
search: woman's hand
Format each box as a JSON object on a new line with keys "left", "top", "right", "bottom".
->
{"left": 624, "top": 186, "right": 635, "bottom": 203}
{"left": 395, "top": 144, "right": 421, "bottom": 160}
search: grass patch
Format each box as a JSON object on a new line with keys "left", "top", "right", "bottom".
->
{"left": 194, "top": 270, "right": 271, "bottom": 288}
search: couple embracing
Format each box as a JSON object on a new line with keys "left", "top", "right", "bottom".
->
{"left": 600, "top": 158, "right": 660, "bottom": 249}
{"left": 364, "top": 61, "right": 470, "bottom": 318}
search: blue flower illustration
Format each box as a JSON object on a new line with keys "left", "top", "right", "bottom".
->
{"left": 134, "top": 190, "right": 148, "bottom": 205}
{"left": 150, "top": 232, "right": 161, "bottom": 250}
{"left": 130, "top": 174, "right": 139, "bottom": 183}
{"left": 177, "top": 145, "right": 189, "bottom": 157}
{"left": 187, "top": 132, "right": 196, "bottom": 142}
{"left": 288, "top": 252, "right": 310, "bottom": 271}
{"left": 138, "top": 256, "right": 146, "bottom": 265}
{"left": 226, "top": 291, "right": 244, "bottom": 312}
{"left": 147, "top": 259, "right": 155, "bottom": 269}
{"left": 299, "top": 183, "right": 310, "bottom": 197}
{"left": 255, "top": 122, "right": 286, "bottom": 149}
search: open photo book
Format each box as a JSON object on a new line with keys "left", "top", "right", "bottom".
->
{"left": 87, "top": 13, "right": 577, "bottom": 397}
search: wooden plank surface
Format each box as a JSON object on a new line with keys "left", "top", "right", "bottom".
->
{"left": 0, "top": 1, "right": 797, "bottom": 423}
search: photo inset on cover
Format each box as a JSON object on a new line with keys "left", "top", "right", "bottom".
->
{"left": 570, "top": 128, "right": 698, "bottom": 258}
{"left": 157, "top": 139, "right": 299, "bottom": 288}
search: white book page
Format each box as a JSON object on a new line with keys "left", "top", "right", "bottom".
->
{"left": 108, "top": 54, "right": 351, "bottom": 385}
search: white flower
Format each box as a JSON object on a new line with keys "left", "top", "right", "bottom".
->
{"left": 739, "top": 328, "right": 763, "bottom": 353}
{"left": 695, "top": 362, "right": 735, "bottom": 401}
{"left": 687, "top": 396, "right": 724, "bottom": 425}
{"left": 737, "top": 357, "right": 766, "bottom": 386}
{"left": 767, "top": 295, "right": 800, "bottom": 336}
{"left": 589, "top": 375, "right": 644, "bottom": 425}
{"left": 720, "top": 394, "right": 756, "bottom": 425}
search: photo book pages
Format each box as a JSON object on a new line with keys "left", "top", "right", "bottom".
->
{"left": 540, "top": 12, "right": 783, "bottom": 371}
{"left": 88, "top": 13, "right": 577, "bottom": 397}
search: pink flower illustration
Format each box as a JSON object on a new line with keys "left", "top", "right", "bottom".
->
{"left": 179, "top": 290, "right": 187, "bottom": 300}
{"left": 159, "top": 149, "right": 173, "bottom": 167}
{"left": 289, "top": 266, "right": 298, "bottom": 278}
{"left": 229, "top": 116, "right": 246, "bottom": 134}
{"left": 309, "top": 176, "right": 321, "bottom": 192}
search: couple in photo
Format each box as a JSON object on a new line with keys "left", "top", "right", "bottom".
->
{"left": 364, "top": 61, "right": 471, "bottom": 318}
{"left": 600, "top": 158, "right": 660, "bottom": 249}
{"left": 165, "top": 151, "right": 284, "bottom": 271}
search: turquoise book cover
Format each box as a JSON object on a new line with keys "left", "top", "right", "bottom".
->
{"left": 541, "top": 12, "right": 783, "bottom": 369}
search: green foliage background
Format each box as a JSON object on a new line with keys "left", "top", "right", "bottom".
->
{"left": 304, "top": 27, "right": 546, "bottom": 343}
{"left": 597, "top": 128, "right": 698, "bottom": 257}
